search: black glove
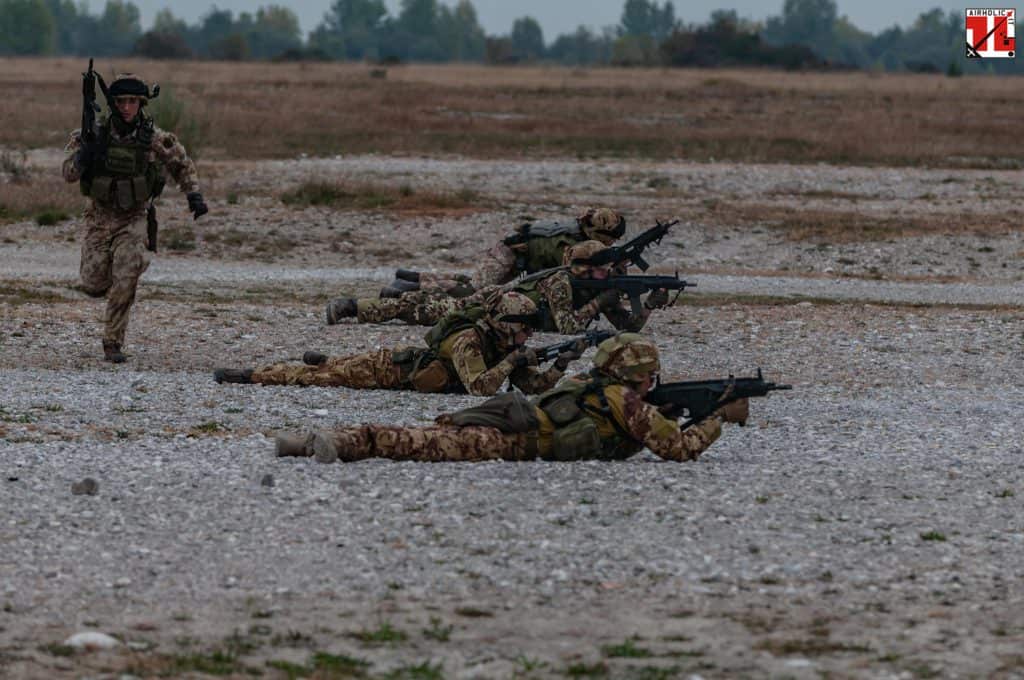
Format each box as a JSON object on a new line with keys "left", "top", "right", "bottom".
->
{"left": 553, "top": 339, "right": 587, "bottom": 371}
{"left": 186, "top": 192, "right": 208, "bottom": 220}
{"left": 509, "top": 348, "right": 538, "bottom": 369}
{"left": 76, "top": 142, "right": 98, "bottom": 172}
{"left": 644, "top": 288, "right": 670, "bottom": 310}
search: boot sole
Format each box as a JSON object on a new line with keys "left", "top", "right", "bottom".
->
{"left": 312, "top": 431, "right": 339, "bottom": 464}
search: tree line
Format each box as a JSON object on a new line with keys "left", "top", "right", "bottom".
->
{"left": 0, "top": 0, "right": 1013, "bottom": 74}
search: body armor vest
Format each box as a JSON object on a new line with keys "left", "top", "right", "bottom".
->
{"left": 504, "top": 220, "right": 585, "bottom": 274}
{"left": 80, "top": 115, "right": 165, "bottom": 211}
{"left": 396, "top": 307, "right": 502, "bottom": 394}
{"left": 531, "top": 372, "right": 635, "bottom": 461}
{"left": 512, "top": 273, "right": 599, "bottom": 333}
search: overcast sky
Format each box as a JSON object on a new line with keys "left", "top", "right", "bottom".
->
{"left": 129, "top": 0, "right": 967, "bottom": 39}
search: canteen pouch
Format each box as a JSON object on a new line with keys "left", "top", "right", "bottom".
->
{"left": 410, "top": 359, "right": 450, "bottom": 393}
{"left": 548, "top": 417, "right": 602, "bottom": 461}
{"left": 541, "top": 393, "right": 581, "bottom": 426}
{"left": 89, "top": 175, "right": 113, "bottom": 202}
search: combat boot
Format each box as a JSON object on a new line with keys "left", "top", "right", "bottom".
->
{"left": 311, "top": 431, "right": 339, "bottom": 464}
{"left": 325, "top": 298, "right": 357, "bottom": 325}
{"left": 102, "top": 341, "right": 126, "bottom": 364}
{"left": 275, "top": 433, "right": 313, "bottom": 458}
{"left": 395, "top": 268, "right": 420, "bottom": 283}
{"left": 214, "top": 368, "right": 254, "bottom": 384}
{"left": 303, "top": 351, "right": 328, "bottom": 366}
{"left": 379, "top": 278, "right": 419, "bottom": 298}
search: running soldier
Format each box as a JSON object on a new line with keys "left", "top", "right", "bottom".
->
{"left": 325, "top": 240, "right": 668, "bottom": 333}
{"left": 384, "top": 207, "right": 627, "bottom": 298}
{"left": 214, "top": 292, "right": 583, "bottom": 397}
{"left": 62, "top": 71, "right": 207, "bottom": 362}
{"left": 274, "top": 334, "right": 749, "bottom": 463}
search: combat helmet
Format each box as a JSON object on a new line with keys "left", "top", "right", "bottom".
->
{"left": 593, "top": 333, "right": 660, "bottom": 383}
{"left": 485, "top": 291, "right": 538, "bottom": 348}
{"left": 565, "top": 239, "right": 611, "bottom": 276}
{"left": 108, "top": 73, "right": 159, "bottom": 105}
{"left": 578, "top": 207, "right": 626, "bottom": 244}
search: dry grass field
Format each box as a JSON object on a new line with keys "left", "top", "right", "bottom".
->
{"left": 1, "top": 57, "right": 1021, "bottom": 167}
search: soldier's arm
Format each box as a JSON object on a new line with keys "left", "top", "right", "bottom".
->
{"left": 600, "top": 298, "right": 651, "bottom": 332}
{"left": 449, "top": 330, "right": 516, "bottom": 397}
{"left": 151, "top": 127, "right": 200, "bottom": 193}
{"left": 61, "top": 130, "right": 83, "bottom": 183}
{"left": 536, "top": 272, "right": 599, "bottom": 334}
{"left": 509, "top": 364, "right": 564, "bottom": 394}
{"left": 607, "top": 385, "right": 722, "bottom": 462}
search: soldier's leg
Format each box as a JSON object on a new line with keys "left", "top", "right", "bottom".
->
{"left": 471, "top": 242, "right": 517, "bottom": 289}
{"left": 104, "top": 218, "right": 151, "bottom": 347}
{"left": 417, "top": 273, "right": 476, "bottom": 297}
{"left": 315, "top": 424, "right": 532, "bottom": 463}
{"left": 356, "top": 292, "right": 460, "bottom": 326}
{"left": 252, "top": 349, "right": 404, "bottom": 388}
{"left": 78, "top": 216, "right": 113, "bottom": 298}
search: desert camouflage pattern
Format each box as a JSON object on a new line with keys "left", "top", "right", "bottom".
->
{"left": 251, "top": 348, "right": 405, "bottom": 388}
{"left": 250, "top": 327, "right": 562, "bottom": 396}
{"left": 62, "top": 123, "right": 200, "bottom": 347}
{"left": 593, "top": 333, "right": 660, "bottom": 382}
{"left": 535, "top": 270, "right": 650, "bottom": 334}
{"left": 356, "top": 291, "right": 462, "bottom": 326}
{"left": 306, "top": 377, "right": 720, "bottom": 463}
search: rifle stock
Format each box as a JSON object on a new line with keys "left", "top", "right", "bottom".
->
{"left": 532, "top": 329, "right": 616, "bottom": 364}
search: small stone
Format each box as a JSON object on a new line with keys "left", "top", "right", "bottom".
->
{"left": 114, "top": 577, "right": 132, "bottom": 588}
{"left": 260, "top": 474, "right": 275, "bottom": 488}
{"left": 313, "top": 409, "right": 329, "bottom": 416}
{"left": 71, "top": 478, "right": 98, "bottom": 496}
{"left": 64, "top": 631, "right": 121, "bottom": 651}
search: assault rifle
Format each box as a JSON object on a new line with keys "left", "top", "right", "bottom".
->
{"left": 571, "top": 273, "right": 694, "bottom": 317}
{"left": 575, "top": 220, "right": 678, "bottom": 272}
{"left": 533, "top": 329, "right": 615, "bottom": 363}
{"left": 645, "top": 369, "right": 792, "bottom": 428}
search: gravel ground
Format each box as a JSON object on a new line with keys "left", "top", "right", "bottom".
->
{"left": 2, "top": 155, "right": 1024, "bottom": 679}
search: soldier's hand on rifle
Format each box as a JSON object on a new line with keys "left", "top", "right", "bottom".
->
{"left": 714, "top": 398, "right": 749, "bottom": 426}
{"left": 553, "top": 338, "right": 587, "bottom": 371}
{"left": 594, "top": 289, "right": 621, "bottom": 309}
{"left": 644, "top": 288, "right": 670, "bottom": 310}
{"left": 75, "top": 142, "right": 98, "bottom": 171}
{"left": 186, "top": 192, "right": 208, "bottom": 220}
{"left": 509, "top": 348, "right": 538, "bottom": 369}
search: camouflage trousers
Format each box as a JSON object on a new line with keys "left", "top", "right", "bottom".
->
{"left": 321, "top": 424, "right": 535, "bottom": 462}
{"left": 356, "top": 291, "right": 465, "bottom": 326}
{"left": 252, "top": 348, "right": 406, "bottom": 389}
{"left": 414, "top": 242, "right": 517, "bottom": 295}
{"left": 78, "top": 206, "right": 151, "bottom": 346}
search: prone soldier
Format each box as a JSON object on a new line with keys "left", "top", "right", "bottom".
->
{"left": 274, "top": 333, "right": 753, "bottom": 463}
{"left": 386, "top": 207, "right": 627, "bottom": 298}
{"left": 213, "top": 292, "right": 585, "bottom": 397}
{"left": 62, "top": 67, "right": 207, "bottom": 362}
{"left": 325, "top": 240, "right": 670, "bottom": 334}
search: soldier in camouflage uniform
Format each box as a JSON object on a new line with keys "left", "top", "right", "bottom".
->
{"left": 326, "top": 240, "right": 668, "bottom": 334}
{"left": 383, "top": 207, "right": 627, "bottom": 298}
{"left": 274, "top": 334, "right": 749, "bottom": 463}
{"left": 62, "top": 73, "right": 207, "bottom": 362}
{"left": 213, "top": 292, "right": 583, "bottom": 397}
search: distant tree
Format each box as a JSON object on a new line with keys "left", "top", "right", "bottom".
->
{"left": 620, "top": 0, "right": 675, "bottom": 41}
{"left": 485, "top": 36, "right": 515, "bottom": 63}
{"left": 44, "top": 0, "right": 80, "bottom": 53}
{"left": 246, "top": 5, "right": 302, "bottom": 59}
{"left": 0, "top": 0, "right": 57, "bottom": 55}
{"left": 762, "top": 0, "right": 837, "bottom": 60}
{"left": 510, "top": 16, "right": 544, "bottom": 60}
{"left": 437, "top": 0, "right": 485, "bottom": 61}
{"left": 91, "top": 0, "right": 141, "bottom": 56}
{"left": 193, "top": 7, "right": 236, "bottom": 56}
{"left": 134, "top": 30, "right": 193, "bottom": 59}
{"left": 209, "top": 33, "right": 249, "bottom": 60}
{"left": 309, "top": 0, "right": 389, "bottom": 60}
{"left": 548, "top": 25, "right": 613, "bottom": 65}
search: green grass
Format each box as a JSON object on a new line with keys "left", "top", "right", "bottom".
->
{"left": 422, "top": 616, "right": 453, "bottom": 642}
{"left": 349, "top": 621, "right": 407, "bottom": 645}
{"left": 565, "top": 661, "right": 609, "bottom": 677}
{"left": 919, "top": 531, "right": 947, "bottom": 542}
{"left": 34, "top": 209, "right": 72, "bottom": 226}
{"left": 382, "top": 661, "right": 444, "bottom": 679}
{"left": 601, "top": 638, "right": 652, "bottom": 658}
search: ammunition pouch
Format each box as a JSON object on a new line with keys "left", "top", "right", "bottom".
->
{"left": 548, "top": 418, "right": 602, "bottom": 461}
{"left": 392, "top": 348, "right": 452, "bottom": 394}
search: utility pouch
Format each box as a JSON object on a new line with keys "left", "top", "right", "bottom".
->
{"left": 548, "top": 418, "right": 602, "bottom": 461}
{"left": 131, "top": 176, "right": 148, "bottom": 203}
{"left": 447, "top": 392, "right": 538, "bottom": 433}
{"left": 541, "top": 394, "right": 582, "bottom": 426}
{"left": 104, "top": 146, "right": 137, "bottom": 174}
{"left": 89, "top": 176, "right": 113, "bottom": 203}
{"left": 410, "top": 359, "right": 450, "bottom": 393}
{"left": 115, "top": 179, "right": 134, "bottom": 210}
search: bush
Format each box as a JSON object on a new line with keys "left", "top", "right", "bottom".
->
{"left": 148, "top": 85, "right": 207, "bottom": 160}
{"left": 134, "top": 31, "right": 193, "bottom": 59}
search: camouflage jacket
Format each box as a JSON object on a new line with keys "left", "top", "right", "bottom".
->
{"left": 535, "top": 271, "right": 651, "bottom": 335}
{"left": 440, "top": 327, "right": 563, "bottom": 397}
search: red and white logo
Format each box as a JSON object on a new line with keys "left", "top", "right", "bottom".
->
{"left": 966, "top": 8, "right": 1015, "bottom": 58}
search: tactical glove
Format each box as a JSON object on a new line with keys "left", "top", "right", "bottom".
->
{"left": 553, "top": 339, "right": 587, "bottom": 371}
{"left": 509, "top": 348, "right": 538, "bottom": 369}
{"left": 644, "top": 288, "right": 670, "bottom": 310}
{"left": 75, "top": 143, "right": 98, "bottom": 172}
{"left": 186, "top": 191, "right": 208, "bottom": 220}
{"left": 714, "top": 398, "right": 749, "bottom": 426}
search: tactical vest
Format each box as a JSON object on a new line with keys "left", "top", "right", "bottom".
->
{"left": 531, "top": 372, "right": 636, "bottom": 461}
{"left": 394, "top": 307, "right": 501, "bottom": 394}
{"left": 505, "top": 220, "right": 585, "bottom": 274}
{"left": 80, "top": 115, "right": 165, "bottom": 211}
